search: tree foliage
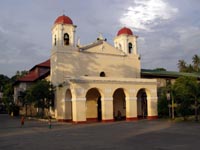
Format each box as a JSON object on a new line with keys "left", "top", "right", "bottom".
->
{"left": 178, "top": 54, "right": 200, "bottom": 73}
{"left": 0, "top": 74, "right": 10, "bottom": 89}
{"left": 0, "top": 71, "right": 27, "bottom": 114}
{"left": 157, "top": 87, "right": 169, "bottom": 117}
{"left": 154, "top": 68, "right": 166, "bottom": 71}
{"left": 28, "top": 80, "right": 54, "bottom": 117}
{"left": 173, "top": 76, "right": 200, "bottom": 120}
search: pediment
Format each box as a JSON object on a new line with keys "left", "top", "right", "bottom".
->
{"left": 79, "top": 40, "right": 125, "bottom": 56}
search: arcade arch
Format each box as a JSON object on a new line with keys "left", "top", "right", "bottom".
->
{"left": 65, "top": 89, "right": 72, "bottom": 121}
{"left": 113, "top": 88, "right": 126, "bottom": 120}
{"left": 85, "top": 88, "right": 102, "bottom": 121}
{"left": 137, "top": 89, "right": 148, "bottom": 119}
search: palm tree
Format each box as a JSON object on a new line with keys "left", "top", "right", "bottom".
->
{"left": 177, "top": 59, "right": 187, "bottom": 72}
{"left": 187, "top": 64, "right": 194, "bottom": 73}
{"left": 192, "top": 54, "right": 200, "bottom": 72}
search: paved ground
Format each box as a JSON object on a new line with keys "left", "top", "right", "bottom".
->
{"left": 0, "top": 114, "right": 200, "bottom": 150}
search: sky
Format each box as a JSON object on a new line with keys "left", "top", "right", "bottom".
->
{"left": 0, "top": 0, "right": 200, "bottom": 77}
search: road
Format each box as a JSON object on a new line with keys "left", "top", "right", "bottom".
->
{"left": 0, "top": 114, "right": 200, "bottom": 150}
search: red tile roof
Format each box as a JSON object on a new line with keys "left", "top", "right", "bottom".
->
{"left": 17, "top": 59, "right": 50, "bottom": 83}
{"left": 54, "top": 15, "right": 73, "bottom": 25}
{"left": 117, "top": 27, "right": 133, "bottom": 36}
{"left": 30, "top": 59, "right": 50, "bottom": 71}
{"left": 37, "top": 59, "right": 50, "bottom": 67}
{"left": 18, "top": 71, "right": 39, "bottom": 82}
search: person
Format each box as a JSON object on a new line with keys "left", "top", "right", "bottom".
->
{"left": 20, "top": 116, "right": 25, "bottom": 127}
{"left": 48, "top": 116, "right": 52, "bottom": 129}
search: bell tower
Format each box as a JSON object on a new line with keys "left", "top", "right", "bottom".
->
{"left": 52, "top": 15, "right": 76, "bottom": 47}
{"left": 114, "top": 27, "right": 138, "bottom": 55}
{"left": 51, "top": 15, "right": 77, "bottom": 85}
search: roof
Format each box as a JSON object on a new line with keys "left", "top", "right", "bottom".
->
{"left": 117, "top": 27, "right": 133, "bottom": 36}
{"left": 79, "top": 40, "right": 103, "bottom": 51}
{"left": 54, "top": 15, "right": 73, "bottom": 25}
{"left": 15, "top": 59, "right": 50, "bottom": 84}
{"left": 18, "top": 71, "right": 39, "bottom": 82}
{"left": 141, "top": 69, "right": 200, "bottom": 79}
{"left": 30, "top": 59, "right": 50, "bottom": 71}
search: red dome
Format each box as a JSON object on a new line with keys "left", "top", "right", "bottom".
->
{"left": 117, "top": 27, "right": 133, "bottom": 36}
{"left": 54, "top": 15, "right": 73, "bottom": 25}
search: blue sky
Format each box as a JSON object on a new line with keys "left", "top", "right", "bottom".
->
{"left": 0, "top": 0, "right": 200, "bottom": 77}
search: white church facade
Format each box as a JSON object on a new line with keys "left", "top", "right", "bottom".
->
{"left": 50, "top": 15, "right": 158, "bottom": 123}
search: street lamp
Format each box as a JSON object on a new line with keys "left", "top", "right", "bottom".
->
{"left": 166, "top": 90, "right": 175, "bottom": 120}
{"left": 166, "top": 91, "right": 171, "bottom": 118}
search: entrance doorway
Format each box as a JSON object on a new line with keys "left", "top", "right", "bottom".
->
{"left": 86, "top": 88, "right": 102, "bottom": 121}
{"left": 137, "top": 89, "right": 148, "bottom": 119}
{"left": 97, "top": 97, "right": 102, "bottom": 121}
{"left": 113, "top": 88, "right": 126, "bottom": 121}
{"left": 65, "top": 89, "right": 72, "bottom": 121}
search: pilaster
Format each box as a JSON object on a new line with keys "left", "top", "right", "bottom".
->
{"left": 72, "top": 97, "right": 87, "bottom": 123}
{"left": 101, "top": 97, "right": 114, "bottom": 122}
{"left": 147, "top": 96, "right": 158, "bottom": 118}
{"left": 126, "top": 97, "right": 138, "bottom": 121}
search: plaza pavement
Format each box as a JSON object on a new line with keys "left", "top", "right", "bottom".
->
{"left": 0, "top": 114, "right": 200, "bottom": 150}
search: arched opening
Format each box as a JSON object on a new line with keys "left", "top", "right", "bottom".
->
{"left": 128, "top": 43, "right": 133, "bottom": 54}
{"left": 113, "top": 88, "right": 126, "bottom": 121}
{"left": 86, "top": 88, "right": 102, "bottom": 121}
{"left": 65, "top": 89, "right": 72, "bottom": 121}
{"left": 100, "top": 71, "right": 106, "bottom": 77}
{"left": 137, "top": 89, "right": 148, "bottom": 119}
{"left": 64, "top": 33, "right": 69, "bottom": 45}
{"left": 119, "top": 44, "right": 122, "bottom": 50}
{"left": 54, "top": 35, "right": 56, "bottom": 46}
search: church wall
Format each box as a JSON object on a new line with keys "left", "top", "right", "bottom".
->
{"left": 53, "top": 79, "right": 157, "bottom": 122}
{"left": 50, "top": 15, "right": 158, "bottom": 122}
{"left": 113, "top": 90, "right": 126, "bottom": 118}
{"left": 86, "top": 100, "right": 97, "bottom": 119}
{"left": 51, "top": 48, "right": 140, "bottom": 84}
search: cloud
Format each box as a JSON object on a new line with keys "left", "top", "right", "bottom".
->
{"left": 120, "top": 0, "right": 178, "bottom": 31}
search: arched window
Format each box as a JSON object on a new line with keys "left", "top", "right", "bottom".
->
{"left": 119, "top": 44, "right": 122, "bottom": 50}
{"left": 54, "top": 35, "right": 56, "bottom": 46}
{"left": 100, "top": 72, "right": 106, "bottom": 77}
{"left": 64, "top": 33, "right": 69, "bottom": 45}
{"left": 128, "top": 43, "right": 133, "bottom": 54}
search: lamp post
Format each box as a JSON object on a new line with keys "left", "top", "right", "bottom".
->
{"left": 166, "top": 90, "right": 175, "bottom": 120}
{"left": 171, "top": 91, "right": 175, "bottom": 120}
{"left": 166, "top": 91, "right": 171, "bottom": 118}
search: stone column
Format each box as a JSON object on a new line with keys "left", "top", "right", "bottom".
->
{"left": 147, "top": 96, "right": 158, "bottom": 119}
{"left": 64, "top": 101, "right": 72, "bottom": 121}
{"left": 55, "top": 87, "right": 65, "bottom": 120}
{"left": 126, "top": 97, "right": 138, "bottom": 121}
{"left": 72, "top": 97, "right": 87, "bottom": 123}
{"left": 101, "top": 97, "right": 114, "bottom": 122}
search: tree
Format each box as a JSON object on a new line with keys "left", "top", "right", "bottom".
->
{"left": 0, "top": 74, "right": 10, "bottom": 89}
{"left": 2, "top": 83, "right": 16, "bottom": 114}
{"left": 173, "top": 76, "right": 200, "bottom": 121}
{"left": 11, "top": 70, "right": 28, "bottom": 83}
{"left": 192, "top": 54, "right": 200, "bottom": 72}
{"left": 177, "top": 54, "right": 200, "bottom": 73}
{"left": 29, "top": 80, "right": 54, "bottom": 117}
{"left": 157, "top": 87, "right": 169, "bottom": 117}
{"left": 177, "top": 59, "right": 187, "bottom": 72}
{"left": 18, "top": 90, "right": 34, "bottom": 116}
{"left": 154, "top": 68, "right": 166, "bottom": 71}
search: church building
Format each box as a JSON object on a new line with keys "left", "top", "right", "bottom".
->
{"left": 50, "top": 15, "right": 158, "bottom": 123}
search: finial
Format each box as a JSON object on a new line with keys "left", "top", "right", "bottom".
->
{"left": 98, "top": 32, "right": 104, "bottom": 40}
{"left": 77, "top": 37, "right": 81, "bottom": 46}
{"left": 62, "top": 10, "right": 66, "bottom": 16}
